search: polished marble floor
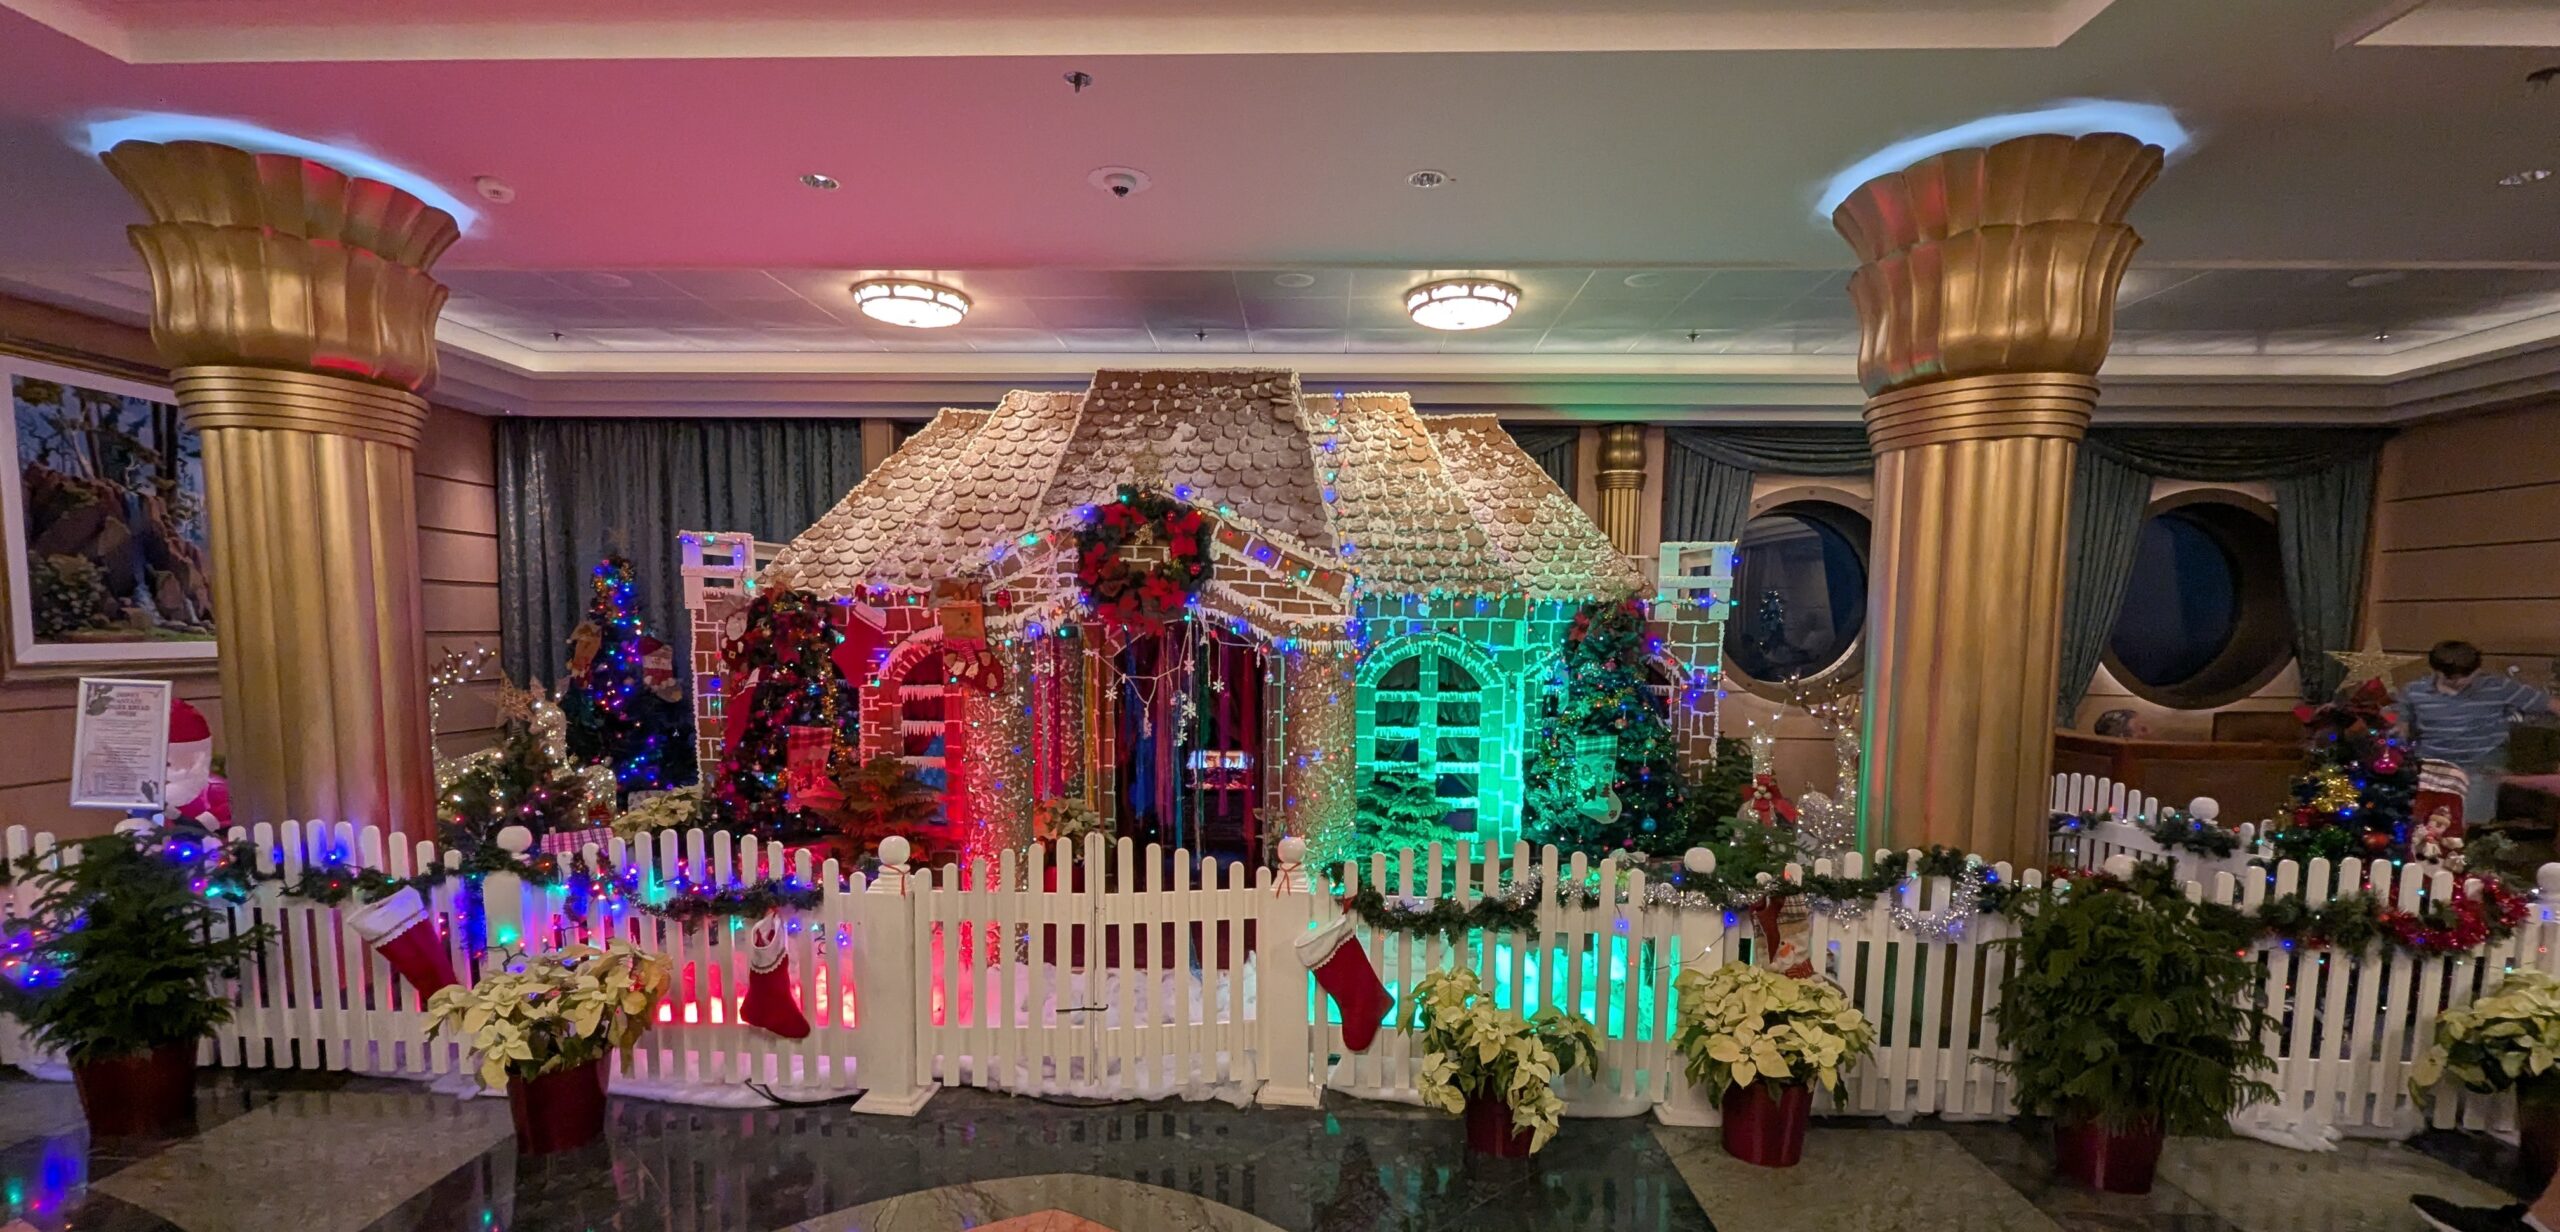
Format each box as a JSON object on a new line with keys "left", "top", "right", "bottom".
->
{"left": 0, "top": 1069, "right": 2530, "bottom": 1232}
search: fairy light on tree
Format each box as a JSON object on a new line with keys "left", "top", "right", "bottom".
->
{"left": 706, "top": 583, "right": 852, "bottom": 840}
{"left": 561, "top": 556, "right": 695, "bottom": 795}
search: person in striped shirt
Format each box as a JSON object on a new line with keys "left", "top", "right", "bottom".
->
{"left": 2395, "top": 640, "right": 2560, "bottom": 824}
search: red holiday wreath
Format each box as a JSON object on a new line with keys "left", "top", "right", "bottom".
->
{"left": 1074, "top": 485, "right": 1214, "bottom": 633}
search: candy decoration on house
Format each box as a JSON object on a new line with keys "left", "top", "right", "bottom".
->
{"left": 737, "top": 916, "right": 811, "bottom": 1039}
{"left": 707, "top": 585, "right": 853, "bottom": 842}
{"left": 347, "top": 886, "right": 459, "bottom": 999}
{"left": 693, "top": 370, "right": 1714, "bottom": 859}
{"left": 1296, "top": 915, "right": 1392, "bottom": 1052}
{"left": 2269, "top": 678, "right": 2419, "bottom": 862}
{"left": 1522, "top": 599, "right": 1692, "bottom": 855}
{"left": 162, "top": 698, "right": 229, "bottom": 828}
{"left": 561, "top": 556, "right": 695, "bottom": 794}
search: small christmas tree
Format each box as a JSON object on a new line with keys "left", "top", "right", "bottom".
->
{"left": 1521, "top": 599, "right": 1691, "bottom": 855}
{"left": 1322, "top": 767, "right": 1449, "bottom": 867}
{"left": 835, "top": 754, "right": 943, "bottom": 850}
{"left": 2268, "top": 678, "right": 2419, "bottom": 862}
{"left": 440, "top": 684, "right": 595, "bottom": 849}
{"left": 560, "top": 556, "right": 695, "bottom": 795}
{"left": 706, "top": 586, "right": 852, "bottom": 840}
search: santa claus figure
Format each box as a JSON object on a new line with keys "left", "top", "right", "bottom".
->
{"left": 162, "top": 698, "right": 229, "bottom": 828}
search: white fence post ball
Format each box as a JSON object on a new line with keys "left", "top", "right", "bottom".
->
{"left": 1683, "top": 847, "right": 1716, "bottom": 876}
{"left": 496, "top": 825, "right": 534, "bottom": 855}
{"left": 2186, "top": 797, "right": 2221, "bottom": 824}
{"left": 1276, "top": 835, "right": 1306, "bottom": 867}
{"left": 879, "top": 835, "right": 911, "bottom": 869}
{"left": 2538, "top": 863, "right": 2560, "bottom": 902}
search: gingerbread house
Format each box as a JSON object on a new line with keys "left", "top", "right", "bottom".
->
{"left": 683, "top": 368, "right": 1729, "bottom": 862}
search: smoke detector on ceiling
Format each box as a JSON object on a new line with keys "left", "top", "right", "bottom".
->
{"left": 473, "top": 175, "right": 515, "bottom": 204}
{"left": 1407, "top": 169, "right": 1454, "bottom": 189}
{"left": 1089, "top": 166, "right": 1151, "bottom": 199}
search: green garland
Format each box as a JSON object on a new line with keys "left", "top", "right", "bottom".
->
{"left": 0, "top": 831, "right": 821, "bottom": 930}
{"left": 2052, "top": 809, "right": 2240, "bottom": 859}
{"left": 1331, "top": 841, "right": 2537, "bottom": 960}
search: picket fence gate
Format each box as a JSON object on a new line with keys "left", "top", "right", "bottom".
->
{"left": 2, "top": 795, "right": 2556, "bottom": 1141}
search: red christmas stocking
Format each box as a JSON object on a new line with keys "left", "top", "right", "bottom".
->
{"left": 349, "top": 888, "right": 459, "bottom": 1001}
{"left": 739, "top": 917, "right": 811, "bottom": 1040}
{"left": 1296, "top": 917, "right": 1392, "bottom": 1052}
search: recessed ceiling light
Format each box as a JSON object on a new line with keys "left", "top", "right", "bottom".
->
{"left": 851, "top": 279, "right": 970, "bottom": 328}
{"left": 801, "top": 172, "right": 840, "bottom": 190}
{"left": 1405, "top": 278, "right": 1519, "bottom": 330}
{"left": 2499, "top": 168, "right": 2552, "bottom": 187}
{"left": 473, "top": 175, "right": 515, "bottom": 205}
{"left": 1623, "top": 272, "right": 1665, "bottom": 288}
{"left": 1407, "top": 169, "right": 1454, "bottom": 189}
{"left": 2345, "top": 271, "right": 2405, "bottom": 289}
{"left": 1273, "top": 272, "right": 1318, "bottom": 289}
{"left": 2374, "top": 330, "right": 2393, "bottom": 342}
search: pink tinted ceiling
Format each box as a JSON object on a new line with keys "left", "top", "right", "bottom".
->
{"left": 0, "top": 0, "right": 2556, "bottom": 278}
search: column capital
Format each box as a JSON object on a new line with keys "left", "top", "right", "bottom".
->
{"left": 1832, "top": 132, "right": 2162, "bottom": 398}
{"left": 101, "top": 139, "right": 458, "bottom": 395}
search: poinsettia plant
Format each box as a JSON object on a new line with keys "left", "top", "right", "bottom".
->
{"left": 2414, "top": 971, "right": 2560, "bottom": 1100}
{"left": 1412, "top": 968, "right": 1602, "bottom": 1153}
{"left": 425, "top": 940, "right": 671, "bottom": 1090}
{"left": 1672, "top": 962, "right": 1875, "bottom": 1097}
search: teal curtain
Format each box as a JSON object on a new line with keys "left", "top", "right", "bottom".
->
{"left": 2053, "top": 449, "right": 2154, "bottom": 724}
{"left": 1660, "top": 427, "right": 1873, "bottom": 540}
{"left": 496, "top": 418, "right": 865, "bottom": 690}
{"left": 2074, "top": 427, "right": 2391, "bottom": 703}
{"left": 1502, "top": 425, "right": 1580, "bottom": 497}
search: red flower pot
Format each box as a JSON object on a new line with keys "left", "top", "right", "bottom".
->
{"left": 1720, "top": 1080, "right": 1812, "bottom": 1167}
{"left": 72, "top": 1042, "right": 197, "bottom": 1136}
{"left": 507, "top": 1058, "right": 611, "bottom": 1156}
{"left": 1462, "top": 1094, "right": 1536, "bottom": 1158}
{"left": 2053, "top": 1115, "right": 2164, "bottom": 1194}
{"left": 2518, "top": 1075, "right": 2560, "bottom": 1189}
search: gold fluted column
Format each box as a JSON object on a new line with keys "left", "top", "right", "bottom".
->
{"left": 1594, "top": 424, "right": 1646, "bottom": 558}
{"left": 102, "top": 139, "right": 457, "bottom": 834}
{"left": 1834, "top": 133, "right": 2162, "bottom": 866}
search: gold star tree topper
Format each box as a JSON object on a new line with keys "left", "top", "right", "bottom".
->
{"left": 2330, "top": 634, "right": 2422, "bottom": 689}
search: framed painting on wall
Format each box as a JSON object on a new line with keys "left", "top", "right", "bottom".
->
{"left": 0, "top": 354, "right": 217, "bottom": 673}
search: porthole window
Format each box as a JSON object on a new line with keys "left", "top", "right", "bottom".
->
{"left": 1724, "top": 500, "right": 1870, "bottom": 686}
{"left": 2103, "top": 498, "right": 2293, "bottom": 709}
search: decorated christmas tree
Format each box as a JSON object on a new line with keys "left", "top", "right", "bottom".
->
{"left": 439, "top": 683, "right": 598, "bottom": 849}
{"left": 2268, "top": 678, "right": 2419, "bottom": 862}
{"left": 705, "top": 586, "right": 853, "bottom": 840}
{"left": 560, "top": 556, "right": 695, "bottom": 795}
{"left": 834, "top": 754, "right": 943, "bottom": 851}
{"left": 1320, "top": 766, "right": 1449, "bottom": 867}
{"left": 1521, "top": 598, "right": 1691, "bottom": 855}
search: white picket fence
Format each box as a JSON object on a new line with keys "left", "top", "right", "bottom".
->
{"left": 2, "top": 805, "right": 2554, "bottom": 1141}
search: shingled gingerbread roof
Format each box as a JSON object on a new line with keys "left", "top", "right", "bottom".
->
{"left": 765, "top": 368, "right": 1640, "bottom": 603}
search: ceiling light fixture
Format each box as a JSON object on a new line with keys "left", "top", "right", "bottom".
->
{"left": 2499, "top": 168, "right": 2552, "bottom": 187}
{"left": 1813, "top": 99, "right": 2193, "bottom": 220}
{"left": 1405, "top": 278, "right": 1519, "bottom": 330}
{"left": 852, "top": 279, "right": 970, "bottom": 328}
{"left": 1407, "top": 169, "right": 1454, "bottom": 189}
{"left": 2345, "top": 271, "right": 2405, "bottom": 289}
{"left": 801, "top": 173, "right": 841, "bottom": 190}
{"left": 1273, "top": 272, "right": 1318, "bottom": 288}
